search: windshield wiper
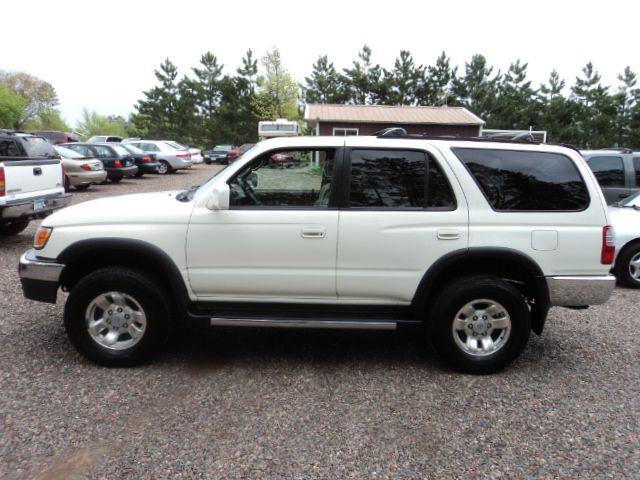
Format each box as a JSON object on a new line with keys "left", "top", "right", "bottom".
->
{"left": 176, "top": 184, "right": 200, "bottom": 202}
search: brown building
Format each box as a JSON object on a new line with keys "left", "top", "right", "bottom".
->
{"left": 304, "top": 104, "right": 484, "bottom": 137}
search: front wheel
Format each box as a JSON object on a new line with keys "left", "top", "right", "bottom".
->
{"left": 615, "top": 243, "right": 640, "bottom": 288}
{"left": 64, "top": 267, "right": 171, "bottom": 367}
{"left": 428, "top": 275, "right": 531, "bottom": 374}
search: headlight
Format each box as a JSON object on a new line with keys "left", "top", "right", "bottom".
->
{"left": 34, "top": 226, "right": 53, "bottom": 250}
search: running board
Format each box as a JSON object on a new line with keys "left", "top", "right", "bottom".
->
{"left": 209, "top": 317, "right": 398, "bottom": 330}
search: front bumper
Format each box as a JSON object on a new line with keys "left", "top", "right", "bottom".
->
{"left": 546, "top": 275, "right": 616, "bottom": 307}
{"left": 1, "top": 193, "right": 72, "bottom": 221}
{"left": 19, "top": 250, "right": 64, "bottom": 303}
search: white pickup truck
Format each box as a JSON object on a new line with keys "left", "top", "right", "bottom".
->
{"left": 0, "top": 131, "right": 71, "bottom": 235}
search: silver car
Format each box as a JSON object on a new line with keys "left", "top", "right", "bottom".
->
{"left": 609, "top": 191, "right": 640, "bottom": 288}
{"left": 54, "top": 146, "right": 107, "bottom": 191}
{"left": 126, "top": 140, "right": 193, "bottom": 174}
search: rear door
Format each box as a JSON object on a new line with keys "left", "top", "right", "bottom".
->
{"left": 336, "top": 140, "right": 468, "bottom": 304}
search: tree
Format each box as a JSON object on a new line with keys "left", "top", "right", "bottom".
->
{"left": 614, "top": 66, "right": 639, "bottom": 148}
{"left": 304, "top": 55, "right": 348, "bottom": 104}
{"left": 253, "top": 48, "right": 300, "bottom": 120}
{"left": 75, "top": 108, "right": 128, "bottom": 140}
{"left": 0, "top": 71, "right": 59, "bottom": 129}
{"left": 452, "top": 54, "right": 501, "bottom": 123}
{"left": 538, "top": 70, "right": 580, "bottom": 144}
{"left": 492, "top": 60, "right": 540, "bottom": 130}
{"left": 417, "top": 51, "right": 457, "bottom": 106}
{"left": 188, "top": 52, "right": 224, "bottom": 146}
{"left": 132, "top": 59, "right": 184, "bottom": 139}
{"left": 237, "top": 49, "right": 258, "bottom": 94}
{"left": 388, "top": 50, "right": 424, "bottom": 106}
{"left": 571, "top": 62, "right": 617, "bottom": 148}
{"left": 0, "top": 84, "right": 27, "bottom": 128}
{"left": 23, "top": 109, "right": 70, "bottom": 132}
{"left": 342, "top": 45, "right": 377, "bottom": 104}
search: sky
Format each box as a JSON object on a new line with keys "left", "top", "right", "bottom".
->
{"left": 1, "top": 0, "right": 639, "bottom": 127}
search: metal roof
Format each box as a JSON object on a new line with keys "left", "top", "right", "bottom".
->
{"left": 304, "top": 104, "right": 484, "bottom": 126}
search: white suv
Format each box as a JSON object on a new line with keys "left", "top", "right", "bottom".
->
{"left": 18, "top": 134, "right": 616, "bottom": 373}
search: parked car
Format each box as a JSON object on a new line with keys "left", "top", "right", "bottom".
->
{"left": 20, "top": 134, "right": 616, "bottom": 373}
{"left": 609, "top": 191, "right": 640, "bottom": 288}
{"left": 54, "top": 146, "right": 107, "bottom": 191}
{"left": 204, "top": 145, "right": 235, "bottom": 164}
{"left": 35, "top": 130, "right": 80, "bottom": 145}
{"left": 581, "top": 149, "right": 640, "bottom": 204}
{"left": 0, "top": 130, "right": 71, "bottom": 235}
{"left": 126, "top": 140, "right": 192, "bottom": 174}
{"left": 226, "top": 143, "right": 255, "bottom": 163}
{"left": 61, "top": 143, "right": 137, "bottom": 182}
{"left": 269, "top": 151, "right": 300, "bottom": 168}
{"left": 87, "top": 135, "right": 123, "bottom": 143}
{"left": 112, "top": 143, "right": 160, "bottom": 177}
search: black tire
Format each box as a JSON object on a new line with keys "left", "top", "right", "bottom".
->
{"left": 427, "top": 275, "right": 531, "bottom": 374}
{"left": 0, "top": 219, "right": 30, "bottom": 235}
{"left": 134, "top": 170, "right": 144, "bottom": 178}
{"left": 64, "top": 267, "right": 171, "bottom": 367}
{"left": 74, "top": 184, "right": 91, "bottom": 191}
{"left": 157, "top": 160, "right": 171, "bottom": 175}
{"left": 64, "top": 176, "right": 71, "bottom": 192}
{"left": 615, "top": 242, "right": 640, "bottom": 288}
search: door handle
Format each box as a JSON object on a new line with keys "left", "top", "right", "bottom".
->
{"left": 301, "top": 227, "right": 326, "bottom": 239}
{"left": 437, "top": 229, "right": 460, "bottom": 240}
{"left": 619, "top": 193, "right": 629, "bottom": 199}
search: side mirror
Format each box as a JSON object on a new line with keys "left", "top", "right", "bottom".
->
{"left": 206, "top": 184, "right": 230, "bottom": 210}
{"left": 247, "top": 172, "right": 258, "bottom": 189}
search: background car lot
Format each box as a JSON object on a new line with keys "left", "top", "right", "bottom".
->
{"left": 1, "top": 164, "right": 638, "bottom": 478}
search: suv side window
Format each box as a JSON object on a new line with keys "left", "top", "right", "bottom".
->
{"left": 0, "top": 139, "right": 22, "bottom": 157}
{"left": 454, "top": 148, "right": 589, "bottom": 211}
{"left": 348, "top": 149, "right": 456, "bottom": 209}
{"left": 229, "top": 149, "right": 336, "bottom": 208}
{"left": 633, "top": 157, "right": 640, "bottom": 187}
{"left": 586, "top": 155, "right": 625, "bottom": 187}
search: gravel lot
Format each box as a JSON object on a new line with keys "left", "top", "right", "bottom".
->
{"left": 1, "top": 164, "right": 639, "bottom": 479}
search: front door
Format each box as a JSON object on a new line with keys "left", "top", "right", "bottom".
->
{"left": 187, "top": 146, "right": 341, "bottom": 301}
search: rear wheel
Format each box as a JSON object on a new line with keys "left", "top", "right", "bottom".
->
{"left": 64, "top": 267, "right": 171, "bottom": 367}
{"left": 615, "top": 243, "right": 640, "bottom": 288}
{"left": 75, "top": 184, "right": 91, "bottom": 191}
{"left": 428, "top": 275, "right": 531, "bottom": 374}
{"left": 134, "top": 170, "right": 144, "bottom": 177}
{"left": 157, "top": 160, "right": 171, "bottom": 175}
{"left": 110, "top": 177, "right": 122, "bottom": 183}
{"left": 64, "top": 176, "right": 71, "bottom": 192}
{"left": 0, "top": 220, "right": 30, "bottom": 235}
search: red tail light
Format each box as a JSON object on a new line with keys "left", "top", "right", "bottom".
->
{"left": 143, "top": 156, "right": 152, "bottom": 163}
{"left": 114, "top": 160, "right": 122, "bottom": 168}
{"left": 601, "top": 225, "right": 615, "bottom": 265}
{"left": 81, "top": 164, "right": 92, "bottom": 171}
{"left": 176, "top": 153, "right": 191, "bottom": 158}
{"left": 0, "top": 167, "right": 5, "bottom": 197}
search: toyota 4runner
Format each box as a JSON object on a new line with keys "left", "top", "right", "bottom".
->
{"left": 19, "top": 134, "right": 616, "bottom": 373}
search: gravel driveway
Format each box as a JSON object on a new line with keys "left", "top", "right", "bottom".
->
{"left": 1, "top": 164, "right": 639, "bottom": 479}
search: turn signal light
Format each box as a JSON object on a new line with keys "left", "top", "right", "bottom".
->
{"left": 34, "top": 226, "right": 53, "bottom": 250}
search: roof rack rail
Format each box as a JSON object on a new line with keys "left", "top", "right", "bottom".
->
{"left": 598, "top": 147, "right": 632, "bottom": 154}
{"left": 373, "top": 127, "right": 408, "bottom": 137}
{"left": 372, "top": 131, "right": 542, "bottom": 146}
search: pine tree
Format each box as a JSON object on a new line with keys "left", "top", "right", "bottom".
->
{"left": 452, "top": 54, "right": 501, "bottom": 123}
{"left": 388, "top": 50, "right": 424, "bottom": 106}
{"left": 492, "top": 60, "right": 540, "bottom": 130}
{"left": 304, "top": 55, "right": 347, "bottom": 104}
{"left": 417, "top": 51, "right": 457, "bottom": 106}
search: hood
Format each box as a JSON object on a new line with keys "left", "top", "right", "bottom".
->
{"left": 43, "top": 190, "right": 193, "bottom": 227}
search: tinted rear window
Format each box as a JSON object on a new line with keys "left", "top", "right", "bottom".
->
{"left": 20, "top": 136, "right": 58, "bottom": 157}
{"left": 453, "top": 148, "right": 589, "bottom": 211}
{"left": 586, "top": 155, "right": 625, "bottom": 187}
